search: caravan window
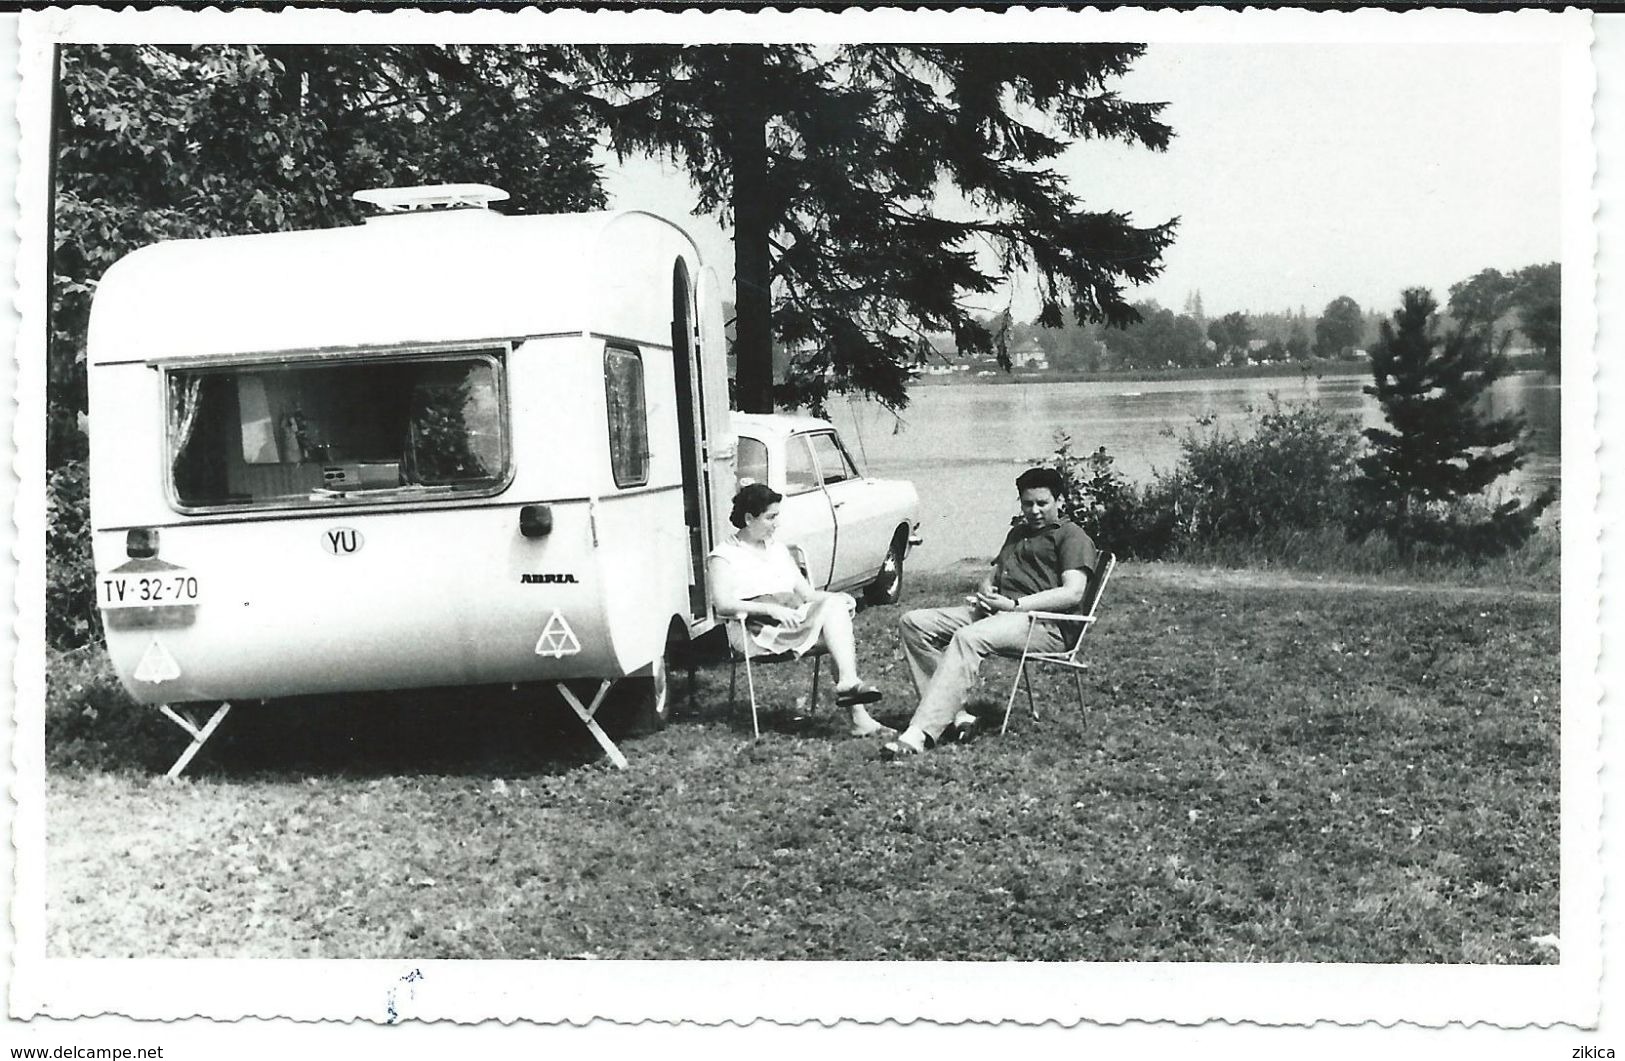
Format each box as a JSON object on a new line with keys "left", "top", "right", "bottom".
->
{"left": 166, "top": 348, "right": 509, "bottom": 511}
{"left": 604, "top": 345, "right": 650, "bottom": 488}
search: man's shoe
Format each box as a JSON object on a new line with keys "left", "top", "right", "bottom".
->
{"left": 949, "top": 715, "right": 982, "bottom": 744}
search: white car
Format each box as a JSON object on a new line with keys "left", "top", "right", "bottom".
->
{"left": 730, "top": 413, "right": 922, "bottom": 605}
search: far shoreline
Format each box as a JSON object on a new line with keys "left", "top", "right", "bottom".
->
{"left": 913, "top": 354, "right": 1554, "bottom": 387}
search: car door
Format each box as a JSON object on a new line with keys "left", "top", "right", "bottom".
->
{"left": 807, "top": 430, "right": 891, "bottom": 590}
{"left": 775, "top": 432, "right": 837, "bottom": 589}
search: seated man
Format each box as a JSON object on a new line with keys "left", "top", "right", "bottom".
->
{"left": 882, "top": 466, "right": 1098, "bottom": 759}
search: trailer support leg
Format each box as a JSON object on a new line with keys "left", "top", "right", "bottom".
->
{"left": 555, "top": 681, "right": 628, "bottom": 770}
{"left": 157, "top": 702, "right": 233, "bottom": 779}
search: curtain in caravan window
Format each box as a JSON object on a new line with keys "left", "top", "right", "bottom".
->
{"left": 604, "top": 346, "right": 649, "bottom": 487}
{"left": 168, "top": 375, "right": 204, "bottom": 480}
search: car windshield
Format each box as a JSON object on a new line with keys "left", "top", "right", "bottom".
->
{"left": 167, "top": 349, "right": 507, "bottom": 510}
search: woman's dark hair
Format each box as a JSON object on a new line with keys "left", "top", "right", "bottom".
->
{"left": 730, "top": 483, "right": 783, "bottom": 528}
{"left": 1015, "top": 466, "right": 1066, "bottom": 497}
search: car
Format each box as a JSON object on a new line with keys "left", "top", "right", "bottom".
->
{"left": 730, "top": 413, "right": 922, "bottom": 605}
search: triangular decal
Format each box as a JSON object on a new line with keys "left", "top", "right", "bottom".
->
{"left": 134, "top": 638, "right": 181, "bottom": 683}
{"left": 534, "top": 610, "right": 582, "bottom": 659}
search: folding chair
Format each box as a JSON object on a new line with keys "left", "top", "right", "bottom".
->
{"left": 999, "top": 551, "right": 1117, "bottom": 736}
{"left": 722, "top": 544, "right": 825, "bottom": 739}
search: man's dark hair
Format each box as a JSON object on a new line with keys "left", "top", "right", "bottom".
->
{"left": 729, "top": 482, "right": 784, "bottom": 528}
{"left": 1015, "top": 466, "right": 1066, "bottom": 497}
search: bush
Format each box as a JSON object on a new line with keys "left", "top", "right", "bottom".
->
{"left": 45, "top": 644, "right": 168, "bottom": 771}
{"left": 1160, "top": 397, "right": 1360, "bottom": 545}
{"left": 1043, "top": 397, "right": 1362, "bottom": 560}
{"left": 46, "top": 460, "right": 100, "bottom": 651}
{"left": 1045, "top": 433, "right": 1171, "bottom": 559}
{"left": 1369, "top": 492, "right": 1559, "bottom": 562}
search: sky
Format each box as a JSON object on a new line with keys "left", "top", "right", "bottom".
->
{"left": 598, "top": 41, "right": 1564, "bottom": 323}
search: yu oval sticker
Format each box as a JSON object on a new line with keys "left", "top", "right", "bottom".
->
{"left": 321, "top": 527, "right": 364, "bottom": 555}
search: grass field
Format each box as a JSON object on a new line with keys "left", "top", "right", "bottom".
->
{"left": 45, "top": 563, "right": 1560, "bottom": 962}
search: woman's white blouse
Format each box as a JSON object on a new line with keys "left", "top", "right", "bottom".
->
{"left": 708, "top": 536, "right": 802, "bottom": 600}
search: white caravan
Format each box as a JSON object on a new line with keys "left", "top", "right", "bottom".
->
{"left": 86, "top": 185, "right": 733, "bottom": 772}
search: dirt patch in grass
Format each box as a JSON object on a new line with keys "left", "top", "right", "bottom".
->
{"left": 46, "top": 566, "right": 1559, "bottom": 962}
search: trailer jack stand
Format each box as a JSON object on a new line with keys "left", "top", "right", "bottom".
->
{"left": 157, "top": 702, "right": 233, "bottom": 778}
{"left": 553, "top": 681, "right": 628, "bottom": 770}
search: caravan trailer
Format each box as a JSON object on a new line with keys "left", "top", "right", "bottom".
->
{"left": 86, "top": 185, "right": 734, "bottom": 772}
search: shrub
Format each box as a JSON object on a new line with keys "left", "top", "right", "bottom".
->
{"left": 1042, "top": 397, "right": 1361, "bottom": 560}
{"left": 1160, "top": 396, "right": 1360, "bottom": 545}
{"left": 1380, "top": 493, "right": 1560, "bottom": 563}
{"left": 1044, "top": 432, "right": 1172, "bottom": 559}
{"left": 45, "top": 644, "right": 168, "bottom": 772}
{"left": 46, "top": 460, "right": 100, "bottom": 651}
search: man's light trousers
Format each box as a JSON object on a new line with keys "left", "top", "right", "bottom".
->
{"left": 897, "top": 605, "right": 1065, "bottom": 742}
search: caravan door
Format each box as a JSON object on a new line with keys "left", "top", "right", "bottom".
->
{"left": 671, "top": 259, "right": 709, "bottom": 617}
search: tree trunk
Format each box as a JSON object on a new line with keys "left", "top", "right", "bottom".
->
{"left": 726, "top": 46, "right": 774, "bottom": 413}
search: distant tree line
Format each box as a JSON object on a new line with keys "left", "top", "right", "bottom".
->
{"left": 942, "top": 265, "right": 1559, "bottom": 377}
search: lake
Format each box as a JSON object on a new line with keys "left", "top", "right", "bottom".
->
{"left": 824, "top": 371, "right": 1561, "bottom": 573}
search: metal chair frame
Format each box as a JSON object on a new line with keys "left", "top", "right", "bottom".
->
{"left": 727, "top": 622, "right": 824, "bottom": 740}
{"left": 999, "top": 552, "right": 1117, "bottom": 736}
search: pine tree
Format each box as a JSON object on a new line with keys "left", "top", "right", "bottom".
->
{"left": 1352, "top": 288, "right": 1554, "bottom": 555}
{"left": 576, "top": 45, "right": 1177, "bottom": 413}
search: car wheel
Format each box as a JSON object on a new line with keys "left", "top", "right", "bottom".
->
{"left": 864, "top": 535, "right": 906, "bottom": 606}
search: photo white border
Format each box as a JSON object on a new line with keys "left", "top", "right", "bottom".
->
{"left": 7, "top": 5, "right": 1602, "bottom": 1029}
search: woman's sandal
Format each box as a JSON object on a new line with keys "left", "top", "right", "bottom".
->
{"left": 835, "top": 683, "right": 883, "bottom": 708}
{"left": 879, "top": 738, "right": 922, "bottom": 761}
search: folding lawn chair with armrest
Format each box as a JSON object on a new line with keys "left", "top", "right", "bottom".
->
{"left": 723, "top": 544, "right": 825, "bottom": 740}
{"left": 999, "top": 551, "right": 1117, "bottom": 736}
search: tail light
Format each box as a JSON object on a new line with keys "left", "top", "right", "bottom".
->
{"left": 519, "top": 504, "right": 553, "bottom": 539}
{"left": 126, "top": 528, "right": 159, "bottom": 558}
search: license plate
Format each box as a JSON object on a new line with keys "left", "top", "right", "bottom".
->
{"left": 99, "top": 571, "right": 201, "bottom": 610}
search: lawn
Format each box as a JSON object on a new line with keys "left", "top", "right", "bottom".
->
{"left": 45, "top": 563, "right": 1560, "bottom": 962}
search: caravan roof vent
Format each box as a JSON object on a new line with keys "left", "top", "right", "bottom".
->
{"left": 353, "top": 183, "right": 510, "bottom": 214}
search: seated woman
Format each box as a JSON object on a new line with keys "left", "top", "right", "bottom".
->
{"left": 708, "top": 483, "right": 894, "bottom": 739}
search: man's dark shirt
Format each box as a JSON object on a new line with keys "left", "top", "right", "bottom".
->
{"left": 992, "top": 519, "right": 1099, "bottom": 607}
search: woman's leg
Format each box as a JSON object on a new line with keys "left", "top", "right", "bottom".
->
{"left": 813, "top": 595, "right": 861, "bottom": 688}
{"left": 812, "top": 596, "right": 893, "bottom": 736}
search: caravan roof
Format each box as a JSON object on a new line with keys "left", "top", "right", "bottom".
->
{"left": 87, "top": 209, "right": 700, "bottom": 365}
